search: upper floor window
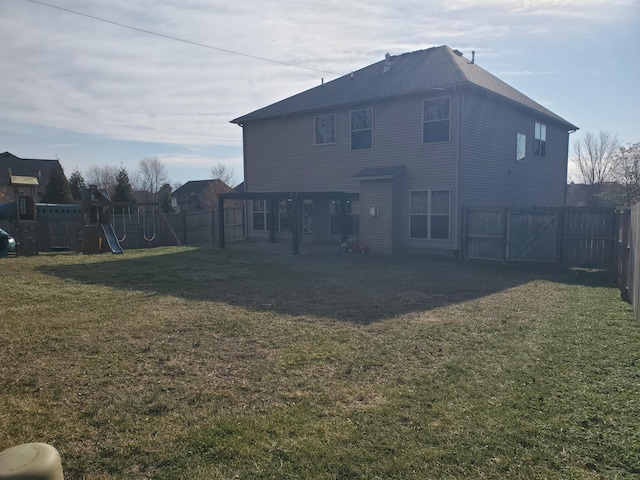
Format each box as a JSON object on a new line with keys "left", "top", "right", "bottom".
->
{"left": 314, "top": 114, "right": 336, "bottom": 145}
{"left": 516, "top": 133, "right": 526, "bottom": 161}
{"left": 351, "top": 109, "right": 373, "bottom": 150}
{"left": 534, "top": 122, "right": 546, "bottom": 156}
{"left": 423, "top": 97, "right": 450, "bottom": 143}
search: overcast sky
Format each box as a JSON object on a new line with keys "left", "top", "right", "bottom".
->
{"left": 1, "top": 0, "right": 638, "bottom": 187}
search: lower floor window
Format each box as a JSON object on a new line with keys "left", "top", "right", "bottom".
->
{"left": 410, "top": 190, "right": 450, "bottom": 240}
{"left": 252, "top": 199, "right": 292, "bottom": 232}
{"left": 252, "top": 200, "right": 268, "bottom": 231}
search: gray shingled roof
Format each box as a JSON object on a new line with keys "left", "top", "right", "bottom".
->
{"left": 171, "top": 179, "right": 229, "bottom": 197}
{"left": 0, "top": 152, "right": 61, "bottom": 186}
{"left": 232, "top": 45, "right": 577, "bottom": 130}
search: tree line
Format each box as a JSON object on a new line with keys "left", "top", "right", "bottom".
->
{"left": 42, "top": 157, "right": 236, "bottom": 214}
{"left": 571, "top": 132, "right": 640, "bottom": 207}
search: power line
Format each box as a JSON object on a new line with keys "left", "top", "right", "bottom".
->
{"left": 26, "top": 0, "right": 342, "bottom": 76}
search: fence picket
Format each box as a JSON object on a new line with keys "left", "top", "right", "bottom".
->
{"left": 463, "top": 206, "right": 616, "bottom": 270}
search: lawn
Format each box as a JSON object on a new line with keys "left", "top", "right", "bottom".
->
{"left": 1, "top": 244, "right": 639, "bottom": 479}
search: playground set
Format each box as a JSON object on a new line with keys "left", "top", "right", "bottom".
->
{"left": 0, "top": 185, "right": 178, "bottom": 255}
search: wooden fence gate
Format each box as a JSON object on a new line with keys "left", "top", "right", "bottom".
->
{"left": 463, "top": 207, "right": 616, "bottom": 270}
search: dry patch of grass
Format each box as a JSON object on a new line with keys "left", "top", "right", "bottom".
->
{"left": 1, "top": 245, "right": 638, "bottom": 479}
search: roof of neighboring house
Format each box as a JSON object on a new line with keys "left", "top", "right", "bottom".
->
{"left": 171, "top": 179, "right": 230, "bottom": 197}
{"left": 232, "top": 45, "right": 577, "bottom": 130}
{"left": 0, "top": 151, "right": 61, "bottom": 186}
{"left": 80, "top": 186, "right": 111, "bottom": 202}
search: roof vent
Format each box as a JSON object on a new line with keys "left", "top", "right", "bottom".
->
{"left": 471, "top": 51, "right": 475, "bottom": 65}
{"left": 382, "top": 53, "right": 391, "bottom": 73}
{"left": 453, "top": 49, "right": 463, "bottom": 57}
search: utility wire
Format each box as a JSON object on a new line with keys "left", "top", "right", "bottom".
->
{"left": 26, "top": 0, "right": 342, "bottom": 76}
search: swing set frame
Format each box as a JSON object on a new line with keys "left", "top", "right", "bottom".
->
{"left": 110, "top": 202, "right": 160, "bottom": 244}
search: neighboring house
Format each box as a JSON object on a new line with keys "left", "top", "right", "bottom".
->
{"left": 229, "top": 45, "right": 578, "bottom": 254}
{"left": 566, "top": 183, "right": 590, "bottom": 207}
{"left": 0, "top": 151, "right": 62, "bottom": 221}
{"left": 566, "top": 182, "right": 630, "bottom": 208}
{"left": 171, "top": 179, "right": 232, "bottom": 213}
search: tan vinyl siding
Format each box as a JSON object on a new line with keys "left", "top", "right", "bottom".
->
{"left": 242, "top": 92, "right": 460, "bottom": 249}
{"left": 244, "top": 92, "right": 457, "bottom": 248}
{"left": 244, "top": 95, "right": 457, "bottom": 191}
{"left": 360, "top": 180, "right": 393, "bottom": 250}
{"left": 459, "top": 92, "right": 569, "bottom": 208}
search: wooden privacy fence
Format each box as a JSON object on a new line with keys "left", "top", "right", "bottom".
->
{"left": 462, "top": 206, "right": 617, "bottom": 270}
{"left": 2, "top": 205, "right": 246, "bottom": 253}
{"left": 165, "top": 205, "right": 245, "bottom": 245}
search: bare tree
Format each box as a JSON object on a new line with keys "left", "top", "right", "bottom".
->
{"left": 138, "top": 157, "right": 168, "bottom": 201}
{"left": 571, "top": 131, "right": 620, "bottom": 206}
{"left": 85, "top": 164, "right": 118, "bottom": 197}
{"left": 611, "top": 143, "right": 640, "bottom": 205}
{"left": 211, "top": 162, "right": 237, "bottom": 188}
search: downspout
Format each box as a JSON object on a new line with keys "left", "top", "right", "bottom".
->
{"left": 239, "top": 122, "right": 249, "bottom": 241}
{"left": 564, "top": 128, "right": 578, "bottom": 207}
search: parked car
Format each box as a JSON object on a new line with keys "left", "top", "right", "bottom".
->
{"left": 0, "top": 228, "right": 16, "bottom": 256}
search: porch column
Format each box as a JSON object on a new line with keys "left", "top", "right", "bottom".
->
{"left": 291, "top": 194, "right": 300, "bottom": 255}
{"left": 269, "top": 199, "right": 277, "bottom": 243}
{"left": 218, "top": 195, "right": 225, "bottom": 248}
{"left": 340, "top": 193, "right": 348, "bottom": 243}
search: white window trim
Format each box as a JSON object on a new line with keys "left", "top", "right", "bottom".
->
{"left": 409, "top": 189, "right": 451, "bottom": 241}
{"left": 534, "top": 122, "right": 547, "bottom": 157}
{"left": 350, "top": 108, "right": 373, "bottom": 151}
{"left": 422, "top": 96, "right": 451, "bottom": 144}
{"left": 252, "top": 200, "right": 267, "bottom": 231}
{"left": 516, "top": 132, "right": 526, "bottom": 161}
{"left": 314, "top": 113, "right": 337, "bottom": 146}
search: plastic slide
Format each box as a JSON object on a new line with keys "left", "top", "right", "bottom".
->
{"left": 101, "top": 223, "right": 124, "bottom": 254}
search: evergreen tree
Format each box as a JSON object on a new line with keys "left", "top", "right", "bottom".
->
{"left": 112, "top": 167, "right": 137, "bottom": 213}
{"left": 158, "top": 183, "right": 174, "bottom": 213}
{"left": 42, "top": 163, "right": 71, "bottom": 204}
{"left": 68, "top": 169, "right": 86, "bottom": 203}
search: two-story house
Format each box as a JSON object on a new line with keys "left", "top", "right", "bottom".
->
{"left": 226, "top": 46, "right": 578, "bottom": 254}
{"left": 0, "top": 152, "right": 62, "bottom": 221}
{"left": 171, "top": 179, "right": 233, "bottom": 213}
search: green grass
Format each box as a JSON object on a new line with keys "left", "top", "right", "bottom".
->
{"left": 1, "top": 244, "right": 639, "bottom": 479}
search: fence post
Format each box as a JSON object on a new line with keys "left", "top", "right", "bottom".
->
{"left": 218, "top": 196, "right": 225, "bottom": 248}
{"left": 555, "top": 207, "right": 564, "bottom": 268}
{"left": 212, "top": 208, "right": 217, "bottom": 244}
